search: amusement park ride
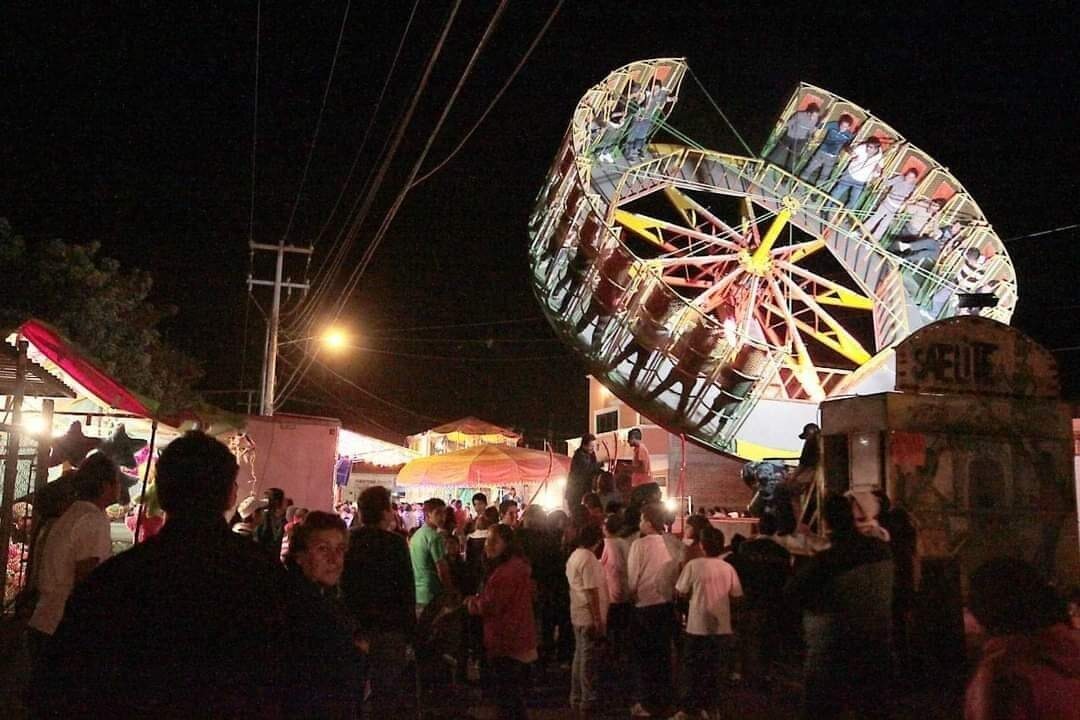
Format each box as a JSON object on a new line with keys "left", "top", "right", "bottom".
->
{"left": 529, "top": 58, "right": 1017, "bottom": 461}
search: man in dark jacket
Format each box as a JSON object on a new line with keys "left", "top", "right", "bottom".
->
{"left": 566, "top": 433, "right": 600, "bottom": 510}
{"left": 32, "top": 431, "right": 292, "bottom": 717}
{"left": 341, "top": 485, "right": 416, "bottom": 716}
{"left": 786, "top": 493, "right": 894, "bottom": 719}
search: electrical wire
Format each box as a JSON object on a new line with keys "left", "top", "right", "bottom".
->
{"left": 248, "top": 0, "right": 261, "bottom": 244}
{"left": 279, "top": 0, "right": 353, "bottom": 246}
{"left": 278, "top": 0, "right": 496, "bottom": 406}
{"left": 281, "top": 0, "right": 423, "bottom": 330}
{"left": 341, "top": 346, "right": 573, "bottom": 362}
{"left": 275, "top": 351, "right": 441, "bottom": 427}
{"left": 331, "top": 0, "right": 507, "bottom": 318}
{"left": 411, "top": 0, "right": 565, "bottom": 189}
{"left": 275, "top": 0, "right": 468, "bottom": 403}
{"left": 303, "top": 0, "right": 422, "bottom": 276}
{"left": 368, "top": 316, "right": 546, "bottom": 336}
{"left": 1002, "top": 223, "right": 1079, "bottom": 244}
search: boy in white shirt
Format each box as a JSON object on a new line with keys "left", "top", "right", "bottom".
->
{"left": 627, "top": 504, "right": 681, "bottom": 717}
{"left": 672, "top": 526, "right": 743, "bottom": 720}
{"left": 566, "top": 524, "right": 609, "bottom": 714}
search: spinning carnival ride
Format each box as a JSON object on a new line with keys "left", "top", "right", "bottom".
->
{"left": 529, "top": 58, "right": 1017, "bottom": 460}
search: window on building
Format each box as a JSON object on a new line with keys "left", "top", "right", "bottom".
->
{"left": 595, "top": 409, "right": 618, "bottom": 435}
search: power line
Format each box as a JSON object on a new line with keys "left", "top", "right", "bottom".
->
{"left": 280, "top": 0, "right": 467, "bottom": 351}
{"left": 329, "top": 0, "right": 507, "bottom": 319}
{"left": 279, "top": 0, "right": 353, "bottom": 246}
{"left": 344, "top": 346, "right": 573, "bottom": 362}
{"left": 283, "top": 0, "right": 423, "bottom": 330}
{"left": 276, "top": 351, "right": 440, "bottom": 427}
{"left": 369, "top": 317, "right": 547, "bottom": 336}
{"left": 1002, "top": 223, "right": 1079, "bottom": 244}
{"left": 411, "top": 0, "right": 565, "bottom": 188}
{"left": 276, "top": 0, "right": 475, "bottom": 405}
{"left": 307, "top": 0, "right": 421, "bottom": 261}
{"left": 248, "top": 0, "right": 261, "bottom": 244}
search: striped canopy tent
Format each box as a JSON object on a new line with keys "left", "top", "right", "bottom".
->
{"left": 428, "top": 416, "right": 521, "bottom": 444}
{"left": 396, "top": 444, "right": 569, "bottom": 488}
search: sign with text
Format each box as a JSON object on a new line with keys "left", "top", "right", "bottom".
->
{"left": 894, "top": 317, "right": 1059, "bottom": 398}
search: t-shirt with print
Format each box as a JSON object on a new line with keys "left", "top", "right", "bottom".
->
{"left": 675, "top": 556, "right": 744, "bottom": 635}
{"left": 29, "top": 500, "right": 112, "bottom": 634}
{"left": 566, "top": 547, "right": 610, "bottom": 627}
{"left": 410, "top": 524, "right": 446, "bottom": 606}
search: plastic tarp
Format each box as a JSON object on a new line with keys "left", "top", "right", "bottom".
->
{"left": 18, "top": 319, "right": 154, "bottom": 417}
{"left": 396, "top": 444, "right": 570, "bottom": 488}
{"left": 428, "top": 416, "right": 521, "bottom": 442}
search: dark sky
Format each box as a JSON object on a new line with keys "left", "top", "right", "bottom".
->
{"left": 3, "top": 2, "right": 1079, "bottom": 438}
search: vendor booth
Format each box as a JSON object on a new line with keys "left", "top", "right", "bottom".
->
{"left": 396, "top": 444, "right": 571, "bottom": 509}
{"left": 820, "top": 317, "right": 1077, "bottom": 676}
{"left": 820, "top": 316, "right": 1077, "bottom": 586}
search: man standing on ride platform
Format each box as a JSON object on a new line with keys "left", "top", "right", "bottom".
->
{"left": 567, "top": 433, "right": 601, "bottom": 510}
{"left": 628, "top": 428, "right": 652, "bottom": 488}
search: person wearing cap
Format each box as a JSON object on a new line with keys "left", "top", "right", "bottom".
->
{"left": 233, "top": 493, "right": 267, "bottom": 537}
{"left": 31, "top": 431, "right": 292, "bottom": 716}
{"left": 627, "top": 428, "right": 652, "bottom": 488}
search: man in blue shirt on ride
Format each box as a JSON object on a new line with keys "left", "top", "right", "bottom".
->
{"left": 800, "top": 113, "right": 856, "bottom": 186}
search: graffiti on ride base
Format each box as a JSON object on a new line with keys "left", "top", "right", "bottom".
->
{"left": 911, "top": 341, "right": 997, "bottom": 387}
{"left": 895, "top": 316, "right": 1059, "bottom": 399}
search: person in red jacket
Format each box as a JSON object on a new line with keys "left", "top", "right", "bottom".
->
{"left": 466, "top": 523, "right": 538, "bottom": 719}
{"left": 965, "top": 558, "right": 1080, "bottom": 720}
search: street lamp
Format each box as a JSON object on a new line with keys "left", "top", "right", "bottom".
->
{"left": 262, "top": 326, "right": 351, "bottom": 415}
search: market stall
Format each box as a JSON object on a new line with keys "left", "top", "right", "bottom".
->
{"left": 396, "top": 444, "right": 571, "bottom": 509}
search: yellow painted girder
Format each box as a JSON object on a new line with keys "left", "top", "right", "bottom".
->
{"left": 785, "top": 238, "right": 826, "bottom": 264}
{"left": 612, "top": 209, "right": 664, "bottom": 246}
{"left": 789, "top": 314, "right": 872, "bottom": 365}
{"left": 814, "top": 286, "right": 875, "bottom": 311}
{"left": 662, "top": 187, "right": 698, "bottom": 228}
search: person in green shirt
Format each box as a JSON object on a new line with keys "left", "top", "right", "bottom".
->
{"left": 410, "top": 498, "right": 455, "bottom": 613}
{"left": 410, "top": 498, "right": 457, "bottom": 717}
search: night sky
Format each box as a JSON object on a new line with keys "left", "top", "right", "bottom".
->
{"left": 4, "top": 2, "right": 1078, "bottom": 439}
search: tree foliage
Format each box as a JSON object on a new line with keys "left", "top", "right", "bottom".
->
{"left": 0, "top": 218, "right": 203, "bottom": 410}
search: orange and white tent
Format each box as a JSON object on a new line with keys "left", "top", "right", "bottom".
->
{"left": 396, "top": 443, "right": 569, "bottom": 488}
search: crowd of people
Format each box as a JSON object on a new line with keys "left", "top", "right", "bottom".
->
{"left": 13, "top": 430, "right": 1079, "bottom": 719}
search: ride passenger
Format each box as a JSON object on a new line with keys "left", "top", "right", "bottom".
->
{"left": 865, "top": 168, "right": 920, "bottom": 240}
{"left": 829, "top": 138, "right": 885, "bottom": 210}
{"left": 800, "top": 113, "right": 856, "bottom": 185}
{"left": 766, "top": 103, "right": 820, "bottom": 172}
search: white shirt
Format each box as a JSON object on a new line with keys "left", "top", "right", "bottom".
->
{"left": 601, "top": 536, "right": 630, "bottom": 604}
{"left": 29, "top": 501, "right": 112, "bottom": 635}
{"left": 627, "top": 533, "right": 681, "bottom": 608}
{"left": 675, "top": 557, "right": 743, "bottom": 635}
{"left": 566, "top": 547, "right": 610, "bottom": 627}
{"left": 844, "top": 144, "right": 884, "bottom": 183}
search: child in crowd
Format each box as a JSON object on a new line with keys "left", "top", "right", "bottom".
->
{"left": 672, "top": 526, "right": 743, "bottom": 720}
{"left": 566, "top": 524, "right": 609, "bottom": 715}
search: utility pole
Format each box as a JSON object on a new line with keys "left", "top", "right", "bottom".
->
{"left": 248, "top": 241, "right": 312, "bottom": 416}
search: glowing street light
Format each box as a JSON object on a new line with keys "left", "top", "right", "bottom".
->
{"left": 320, "top": 327, "right": 349, "bottom": 351}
